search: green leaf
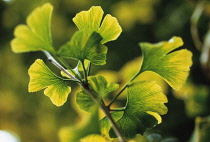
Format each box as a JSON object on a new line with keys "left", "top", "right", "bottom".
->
{"left": 59, "top": 108, "right": 101, "bottom": 142}
{"left": 139, "top": 36, "right": 193, "bottom": 90}
{"left": 73, "top": 6, "right": 122, "bottom": 44}
{"left": 58, "top": 31, "right": 107, "bottom": 65}
{"left": 61, "top": 69, "right": 77, "bottom": 80}
{"left": 88, "top": 75, "right": 119, "bottom": 98}
{"left": 76, "top": 89, "right": 95, "bottom": 112}
{"left": 60, "top": 60, "right": 88, "bottom": 80}
{"left": 28, "top": 59, "right": 71, "bottom": 106}
{"left": 110, "top": 112, "right": 158, "bottom": 139}
{"left": 76, "top": 75, "right": 119, "bottom": 112}
{"left": 110, "top": 81, "right": 168, "bottom": 139}
{"left": 11, "top": 3, "right": 54, "bottom": 53}
{"left": 77, "top": 60, "right": 90, "bottom": 72}
{"left": 100, "top": 111, "right": 124, "bottom": 136}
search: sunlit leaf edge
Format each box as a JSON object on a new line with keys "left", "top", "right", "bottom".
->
{"left": 139, "top": 36, "right": 193, "bottom": 91}
{"left": 11, "top": 3, "right": 55, "bottom": 53}
{"left": 28, "top": 59, "right": 71, "bottom": 106}
{"left": 73, "top": 6, "right": 122, "bottom": 44}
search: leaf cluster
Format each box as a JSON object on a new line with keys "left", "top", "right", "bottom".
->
{"left": 11, "top": 3, "right": 193, "bottom": 141}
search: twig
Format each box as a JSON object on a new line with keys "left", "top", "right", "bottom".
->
{"left": 82, "top": 84, "right": 127, "bottom": 142}
{"left": 108, "top": 72, "right": 140, "bottom": 108}
{"left": 43, "top": 50, "right": 127, "bottom": 142}
{"left": 42, "top": 51, "right": 80, "bottom": 82}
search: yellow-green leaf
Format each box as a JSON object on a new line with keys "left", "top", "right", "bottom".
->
{"left": 58, "top": 31, "right": 107, "bottom": 65}
{"left": 28, "top": 59, "right": 71, "bottom": 106}
{"left": 73, "top": 6, "right": 122, "bottom": 44}
{"left": 76, "top": 75, "right": 119, "bottom": 112}
{"left": 119, "top": 57, "right": 168, "bottom": 94}
{"left": 140, "top": 36, "right": 193, "bottom": 90}
{"left": 76, "top": 89, "right": 95, "bottom": 112}
{"left": 100, "top": 111, "right": 124, "bottom": 137}
{"left": 88, "top": 75, "right": 119, "bottom": 98}
{"left": 127, "top": 81, "right": 168, "bottom": 115}
{"left": 11, "top": 3, "right": 54, "bottom": 53}
{"left": 110, "top": 81, "right": 168, "bottom": 138}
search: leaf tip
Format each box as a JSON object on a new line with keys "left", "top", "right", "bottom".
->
{"left": 146, "top": 111, "right": 162, "bottom": 124}
{"left": 169, "top": 36, "right": 184, "bottom": 46}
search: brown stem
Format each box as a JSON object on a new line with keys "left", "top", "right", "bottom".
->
{"left": 43, "top": 51, "right": 127, "bottom": 141}
{"left": 81, "top": 84, "right": 127, "bottom": 142}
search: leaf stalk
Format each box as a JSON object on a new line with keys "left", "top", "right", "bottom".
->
{"left": 81, "top": 84, "right": 127, "bottom": 142}
{"left": 81, "top": 60, "right": 88, "bottom": 83}
{"left": 108, "top": 71, "right": 141, "bottom": 108}
{"left": 43, "top": 51, "right": 127, "bottom": 141}
{"left": 42, "top": 51, "right": 80, "bottom": 82}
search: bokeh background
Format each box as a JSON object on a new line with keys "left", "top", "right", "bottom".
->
{"left": 0, "top": 0, "right": 210, "bottom": 142}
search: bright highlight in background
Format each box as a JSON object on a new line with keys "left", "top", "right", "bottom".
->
{"left": 2, "top": 0, "right": 15, "bottom": 3}
{"left": 0, "top": 130, "right": 20, "bottom": 142}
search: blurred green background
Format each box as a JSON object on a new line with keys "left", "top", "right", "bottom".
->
{"left": 0, "top": 0, "right": 210, "bottom": 142}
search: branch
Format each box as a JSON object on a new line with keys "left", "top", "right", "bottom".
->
{"left": 42, "top": 51, "right": 80, "bottom": 82}
{"left": 108, "top": 71, "right": 140, "bottom": 108}
{"left": 81, "top": 84, "right": 127, "bottom": 142}
{"left": 43, "top": 51, "right": 127, "bottom": 142}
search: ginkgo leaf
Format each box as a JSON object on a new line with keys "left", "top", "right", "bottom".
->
{"left": 73, "top": 6, "right": 122, "bottom": 44}
{"left": 59, "top": 108, "right": 101, "bottom": 142}
{"left": 88, "top": 75, "right": 119, "bottom": 98}
{"left": 28, "top": 59, "right": 71, "bottom": 106}
{"left": 61, "top": 69, "right": 77, "bottom": 79}
{"left": 76, "top": 75, "right": 119, "bottom": 112}
{"left": 139, "top": 36, "right": 193, "bottom": 90}
{"left": 60, "top": 60, "right": 90, "bottom": 80}
{"left": 110, "top": 81, "right": 168, "bottom": 139}
{"left": 76, "top": 89, "right": 95, "bottom": 112}
{"left": 11, "top": 3, "right": 54, "bottom": 53}
{"left": 58, "top": 31, "right": 107, "bottom": 65}
{"left": 77, "top": 60, "right": 91, "bottom": 72}
{"left": 100, "top": 111, "right": 124, "bottom": 137}
{"left": 119, "top": 57, "right": 168, "bottom": 94}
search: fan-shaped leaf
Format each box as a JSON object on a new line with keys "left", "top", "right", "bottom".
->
{"left": 28, "top": 59, "right": 71, "bottom": 106}
{"left": 76, "top": 75, "right": 119, "bottom": 112}
{"left": 58, "top": 31, "right": 107, "bottom": 65}
{"left": 73, "top": 6, "right": 122, "bottom": 44}
{"left": 76, "top": 89, "right": 95, "bottom": 112}
{"left": 11, "top": 3, "right": 54, "bottom": 53}
{"left": 100, "top": 111, "right": 124, "bottom": 137}
{"left": 110, "top": 81, "right": 168, "bottom": 138}
{"left": 140, "top": 36, "right": 192, "bottom": 90}
{"left": 88, "top": 75, "right": 119, "bottom": 98}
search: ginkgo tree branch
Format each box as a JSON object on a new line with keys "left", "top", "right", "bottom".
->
{"left": 43, "top": 51, "right": 80, "bottom": 82}
{"left": 57, "top": 56, "right": 78, "bottom": 77}
{"left": 81, "top": 84, "right": 127, "bottom": 142}
{"left": 11, "top": 3, "right": 193, "bottom": 142}
{"left": 43, "top": 50, "right": 127, "bottom": 142}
